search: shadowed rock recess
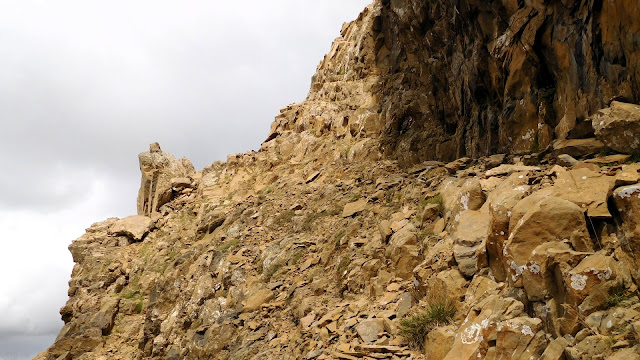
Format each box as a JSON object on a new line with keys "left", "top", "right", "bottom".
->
{"left": 39, "top": 1, "right": 640, "bottom": 359}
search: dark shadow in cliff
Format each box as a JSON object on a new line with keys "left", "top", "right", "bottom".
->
{"left": 372, "top": 0, "right": 640, "bottom": 166}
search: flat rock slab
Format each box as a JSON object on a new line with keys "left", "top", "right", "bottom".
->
{"left": 109, "top": 215, "right": 153, "bottom": 241}
{"left": 342, "top": 198, "right": 368, "bottom": 218}
{"left": 592, "top": 101, "right": 640, "bottom": 154}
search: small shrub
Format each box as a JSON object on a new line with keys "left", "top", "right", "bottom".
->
{"left": 424, "top": 194, "right": 444, "bottom": 213}
{"left": 135, "top": 301, "right": 144, "bottom": 314}
{"left": 290, "top": 250, "right": 304, "bottom": 265}
{"left": 399, "top": 297, "right": 456, "bottom": 351}
{"left": 606, "top": 289, "right": 632, "bottom": 308}
{"left": 274, "top": 210, "right": 296, "bottom": 227}
{"left": 264, "top": 263, "right": 282, "bottom": 281}
{"left": 334, "top": 229, "right": 346, "bottom": 249}
{"left": 627, "top": 150, "right": 640, "bottom": 164}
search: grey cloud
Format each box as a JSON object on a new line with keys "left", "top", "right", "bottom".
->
{"left": 0, "top": 334, "right": 57, "bottom": 360}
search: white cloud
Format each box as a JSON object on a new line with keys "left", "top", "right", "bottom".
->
{"left": 0, "top": 0, "right": 371, "bottom": 358}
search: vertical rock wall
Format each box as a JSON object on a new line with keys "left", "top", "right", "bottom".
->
{"left": 267, "top": 0, "right": 640, "bottom": 165}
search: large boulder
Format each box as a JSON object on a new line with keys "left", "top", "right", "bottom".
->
{"left": 109, "top": 215, "right": 153, "bottom": 241}
{"left": 522, "top": 242, "right": 587, "bottom": 301}
{"left": 551, "top": 168, "right": 616, "bottom": 218}
{"left": 591, "top": 101, "right": 640, "bottom": 154}
{"left": 385, "top": 224, "right": 420, "bottom": 279}
{"left": 452, "top": 210, "right": 490, "bottom": 277}
{"left": 504, "top": 197, "right": 593, "bottom": 286}
{"left": 485, "top": 173, "right": 531, "bottom": 281}
{"left": 137, "top": 143, "right": 195, "bottom": 216}
{"left": 442, "top": 295, "right": 525, "bottom": 360}
{"left": 441, "top": 178, "right": 486, "bottom": 230}
{"left": 613, "top": 184, "right": 640, "bottom": 254}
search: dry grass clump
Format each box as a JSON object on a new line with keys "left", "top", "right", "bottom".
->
{"left": 399, "top": 296, "right": 456, "bottom": 350}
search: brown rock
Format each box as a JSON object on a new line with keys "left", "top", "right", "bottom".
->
{"left": 485, "top": 164, "right": 541, "bottom": 177}
{"left": 441, "top": 178, "right": 485, "bottom": 230}
{"left": 572, "top": 162, "right": 601, "bottom": 172}
{"left": 385, "top": 224, "right": 420, "bottom": 279}
{"left": 552, "top": 138, "right": 606, "bottom": 158}
{"left": 504, "top": 197, "right": 592, "bottom": 286}
{"left": 424, "top": 326, "right": 455, "bottom": 360}
{"left": 356, "top": 319, "right": 385, "bottom": 343}
{"left": 485, "top": 173, "right": 531, "bottom": 281}
{"left": 565, "top": 254, "right": 618, "bottom": 314}
{"left": 613, "top": 184, "right": 640, "bottom": 254}
{"left": 342, "top": 198, "right": 368, "bottom": 218}
{"left": 551, "top": 168, "right": 616, "bottom": 218}
{"left": 243, "top": 288, "right": 274, "bottom": 313}
{"left": 452, "top": 210, "right": 489, "bottom": 277}
{"left": 421, "top": 203, "right": 440, "bottom": 225}
{"left": 592, "top": 101, "right": 640, "bottom": 154}
{"left": 109, "top": 215, "right": 153, "bottom": 241}
{"left": 442, "top": 296, "right": 524, "bottom": 360}
{"left": 556, "top": 154, "right": 578, "bottom": 167}
{"left": 137, "top": 143, "right": 195, "bottom": 216}
{"left": 492, "top": 317, "right": 546, "bottom": 359}
{"left": 540, "top": 336, "right": 570, "bottom": 360}
{"left": 615, "top": 165, "right": 640, "bottom": 186}
{"left": 523, "top": 242, "right": 587, "bottom": 301}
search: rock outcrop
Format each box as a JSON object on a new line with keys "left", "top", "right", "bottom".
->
{"left": 266, "top": 0, "right": 640, "bottom": 165}
{"left": 38, "top": 1, "right": 640, "bottom": 360}
{"left": 137, "top": 142, "right": 195, "bottom": 216}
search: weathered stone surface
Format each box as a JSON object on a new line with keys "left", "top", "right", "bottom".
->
{"left": 342, "top": 198, "right": 368, "bottom": 218}
{"left": 424, "top": 326, "right": 455, "bottom": 360}
{"left": 441, "top": 178, "right": 485, "bottom": 230}
{"left": 565, "top": 255, "right": 618, "bottom": 314}
{"left": 592, "top": 101, "right": 640, "bottom": 154}
{"left": 452, "top": 210, "right": 489, "bottom": 277}
{"left": 491, "top": 317, "right": 546, "bottom": 360}
{"left": 613, "top": 184, "right": 640, "bottom": 254}
{"left": 485, "top": 165, "right": 540, "bottom": 177}
{"left": 552, "top": 138, "right": 606, "bottom": 158}
{"left": 385, "top": 224, "right": 420, "bottom": 279}
{"left": 137, "top": 143, "right": 195, "bottom": 216}
{"left": 356, "top": 319, "right": 385, "bottom": 343}
{"left": 556, "top": 154, "right": 578, "bottom": 167}
{"left": 551, "top": 168, "right": 616, "bottom": 218}
{"left": 421, "top": 203, "right": 440, "bottom": 225}
{"left": 38, "top": 2, "right": 640, "bottom": 359}
{"left": 504, "top": 197, "right": 592, "bottom": 286}
{"left": 109, "top": 215, "right": 153, "bottom": 241}
{"left": 485, "top": 173, "right": 530, "bottom": 281}
{"left": 523, "top": 242, "right": 587, "bottom": 301}
{"left": 540, "top": 337, "right": 569, "bottom": 360}
{"left": 442, "top": 296, "right": 524, "bottom": 360}
{"left": 243, "top": 288, "right": 274, "bottom": 313}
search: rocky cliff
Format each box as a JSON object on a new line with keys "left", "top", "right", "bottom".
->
{"left": 38, "top": 1, "right": 640, "bottom": 359}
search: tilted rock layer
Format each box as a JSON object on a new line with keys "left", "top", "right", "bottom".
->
{"left": 39, "top": 1, "right": 640, "bottom": 360}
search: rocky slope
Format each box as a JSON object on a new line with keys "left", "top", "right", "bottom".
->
{"left": 38, "top": 1, "right": 640, "bottom": 359}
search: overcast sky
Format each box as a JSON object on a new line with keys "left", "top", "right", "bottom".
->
{"left": 0, "top": 1, "right": 370, "bottom": 358}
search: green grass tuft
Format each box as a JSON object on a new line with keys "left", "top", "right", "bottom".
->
{"left": 399, "top": 297, "right": 456, "bottom": 351}
{"left": 606, "top": 288, "right": 632, "bottom": 308}
{"left": 217, "top": 238, "right": 240, "bottom": 252}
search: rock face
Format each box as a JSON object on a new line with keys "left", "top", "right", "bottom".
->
{"left": 109, "top": 215, "right": 153, "bottom": 241}
{"left": 38, "top": 2, "right": 640, "bottom": 360}
{"left": 137, "top": 142, "right": 195, "bottom": 216}
{"left": 266, "top": 0, "right": 640, "bottom": 165}
{"left": 592, "top": 101, "right": 640, "bottom": 154}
